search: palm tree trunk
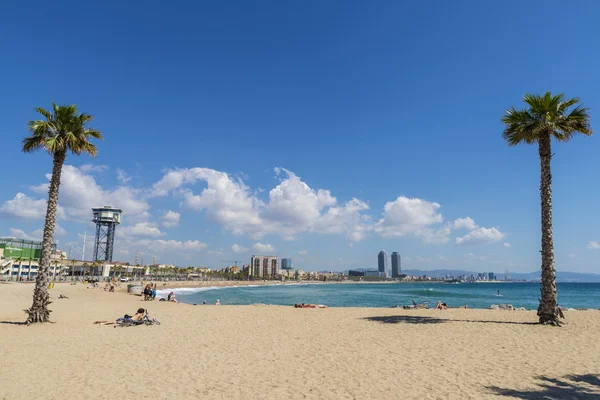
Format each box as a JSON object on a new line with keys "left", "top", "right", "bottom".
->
{"left": 26, "top": 150, "right": 66, "bottom": 324}
{"left": 538, "top": 134, "right": 559, "bottom": 325}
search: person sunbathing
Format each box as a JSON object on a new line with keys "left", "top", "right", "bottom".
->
{"left": 94, "top": 308, "right": 146, "bottom": 325}
{"left": 294, "top": 303, "right": 328, "bottom": 309}
{"left": 435, "top": 301, "right": 448, "bottom": 310}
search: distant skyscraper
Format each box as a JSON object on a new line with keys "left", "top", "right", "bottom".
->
{"left": 281, "top": 258, "right": 293, "bottom": 270}
{"left": 378, "top": 251, "right": 389, "bottom": 276}
{"left": 391, "top": 252, "right": 401, "bottom": 278}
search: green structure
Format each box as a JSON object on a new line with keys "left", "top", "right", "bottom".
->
{"left": 0, "top": 238, "right": 56, "bottom": 261}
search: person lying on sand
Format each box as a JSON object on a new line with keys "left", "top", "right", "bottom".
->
{"left": 94, "top": 308, "right": 146, "bottom": 325}
{"left": 435, "top": 301, "right": 448, "bottom": 310}
{"left": 294, "top": 303, "right": 328, "bottom": 309}
{"left": 58, "top": 294, "right": 69, "bottom": 299}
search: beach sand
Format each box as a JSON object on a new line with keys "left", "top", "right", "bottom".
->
{"left": 1, "top": 282, "right": 599, "bottom": 399}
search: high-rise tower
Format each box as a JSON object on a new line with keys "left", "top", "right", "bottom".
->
{"left": 391, "top": 252, "right": 401, "bottom": 278}
{"left": 378, "top": 250, "right": 389, "bottom": 277}
{"left": 92, "top": 206, "right": 122, "bottom": 262}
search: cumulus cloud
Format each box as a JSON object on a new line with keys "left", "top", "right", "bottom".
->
{"left": 586, "top": 241, "right": 600, "bottom": 250}
{"left": 0, "top": 193, "right": 65, "bottom": 220}
{"left": 503, "top": 242, "right": 511, "bottom": 248}
{"left": 253, "top": 242, "right": 275, "bottom": 253}
{"left": 232, "top": 244, "right": 249, "bottom": 253}
{"left": 298, "top": 250, "right": 308, "bottom": 255}
{"left": 8, "top": 228, "right": 40, "bottom": 241}
{"left": 152, "top": 167, "right": 371, "bottom": 242}
{"left": 28, "top": 165, "right": 150, "bottom": 221}
{"left": 149, "top": 239, "right": 207, "bottom": 252}
{"left": 160, "top": 210, "right": 180, "bottom": 228}
{"left": 31, "top": 224, "right": 68, "bottom": 238}
{"left": 373, "top": 196, "right": 450, "bottom": 244}
{"left": 454, "top": 217, "right": 477, "bottom": 231}
{"left": 119, "top": 222, "right": 164, "bottom": 238}
{"left": 456, "top": 227, "right": 505, "bottom": 246}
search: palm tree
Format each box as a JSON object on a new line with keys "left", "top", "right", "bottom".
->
{"left": 22, "top": 103, "right": 102, "bottom": 323}
{"left": 502, "top": 92, "right": 591, "bottom": 326}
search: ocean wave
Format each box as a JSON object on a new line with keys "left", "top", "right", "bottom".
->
{"left": 155, "top": 283, "right": 287, "bottom": 296}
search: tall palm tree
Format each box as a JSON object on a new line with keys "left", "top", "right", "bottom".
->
{"left": 502, "top": 92, "right": 591, "bottom": 326}
{"left": 22, "top": 103, "right": 102, "bottom": 323}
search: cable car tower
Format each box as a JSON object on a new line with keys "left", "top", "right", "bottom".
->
{"left": 92, "top": 206, "right": 122, "bottom": 262}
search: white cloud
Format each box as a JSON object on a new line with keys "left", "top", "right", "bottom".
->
{"left": 586, "top": 241, "right": 600, "bottom": 250}
{"left": 208, "top": 250, "right": 225, "bottom": 256}
{"left": 0, "top": 193, "right": 65, "bottom": 220}
{"left": 298, "top": 250, "right": 308, "bottom": 255}
{"left": 116, "top": 168, "right": 132, "bottom": 184}
{"left": 149, "top": 239, "right": 207, "bottom": 252}
{"left": 313, "top": 198, "right": 370, "bottom": 242}
{"left": 456, "top": 227, "right": 505, "bottom": 246}
{"left": 232, "top": 244, "right": 249, "bottom": 253}
{"left": 79, "top": 164, "right": 108, "bottom": 174}
{"left": 160, "top": 210, "right": 180, "bottom": 228}
{"left": 454, "top": 217, "right": 478, "bottom": 231}
{"left": 8, "top": 228, "right": 40, "bottom": 241}
{"left": 373, "top": 196, "right": 450, "bottom": 244}
{"left": 503, "top": 242, "right": 511, "bottom": 248}
{"left": 29, "top": 165, "right": 150, "bottom": 221}
{"left": 153, "top": 167, "right": 371, "bottom": 242}
{"left": 568, "top": 253, "right": 576, "bottom": 258}
{"left": 253, "top": 242, "right": 275, "bottom": 254}
{"left": 119, "top": 222, "right": 164, "bottom": 238}
{"left": 31, "top": 224, "right": 68, "bottom": 238}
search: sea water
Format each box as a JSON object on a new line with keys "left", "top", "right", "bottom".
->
{"left": 158, "top": 282, "right": 600, "bottom": 309}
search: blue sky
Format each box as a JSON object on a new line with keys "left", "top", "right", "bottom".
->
{"left": 1, "top": 1, "right": 599, "bottom": 273}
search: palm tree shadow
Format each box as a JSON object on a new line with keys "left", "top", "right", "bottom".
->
{"left": 0, "top": 321, "right": 27, "bottom": 325}
{"left": 363, "top": 315, "right": 448, "bottom": 324}
{"left": 363, "top": 316, "right": 537, "bottom": 326}
{"left": 487, "top": 374, "right": 600, "bottom": 399}
{"left": 455, "top": 319, "right": 539, "bottom": 326}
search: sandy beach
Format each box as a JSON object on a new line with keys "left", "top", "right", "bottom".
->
{"left": 1, "top": 282, "right": 600, "bottom": 400}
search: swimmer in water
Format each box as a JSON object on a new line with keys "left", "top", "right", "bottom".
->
{"left": 497, "top": 290, "right": 501, "bottom": 296}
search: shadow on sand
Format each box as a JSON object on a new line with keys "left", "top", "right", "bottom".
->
{"left": 363, "top": 315, "right": 539, "bottom": 326}
{"left": 487, "top": 374, "right": 600, "bottom": 399}
{"left": 363, "top": 315, "right": 448, "bottom": 324}
{"left": 0, "top": 321, "right": 26, "bottom": 325}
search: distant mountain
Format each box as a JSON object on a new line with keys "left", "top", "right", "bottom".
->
{"left": 510, "top": 270, "right": 600, "bottom": 283}
{"left": 397, "top": 269, "right": 600, "bottom": 283}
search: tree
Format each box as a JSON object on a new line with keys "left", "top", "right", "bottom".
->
{"left": 22, "top": 103, "right": 102, "bottom": 323}
{"left": 502, "top": 92, "right": 591, "bottom": 326}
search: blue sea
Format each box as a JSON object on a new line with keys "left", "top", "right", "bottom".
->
{"left": 157, "top": 282, "right": 600, "bottom": 310}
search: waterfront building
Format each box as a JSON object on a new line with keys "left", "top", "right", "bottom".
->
{"left": 250, "top": 255, "right": 279, "bottom": 278}
{"left": 391, "top": 252, "right": 401, "bottom": 278}
{"left": 281, "top": 258, "right": 293, "bottom": 270}
{"left": 377, "top": 251, "right": 389, "bottom": 276}
{"left": 0, "top": 237, "right": 63, "bottom": 280}
{"left": 488, "top": 272, "right": 496, "bottom": 281}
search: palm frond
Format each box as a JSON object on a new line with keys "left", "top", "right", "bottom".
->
{"left": 502, "top": 92, "right": 591, "bottom": 146}
{"left": 23, "top": 103, "right": 103, "bottom": 156}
